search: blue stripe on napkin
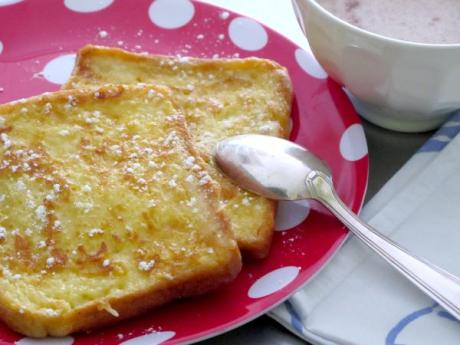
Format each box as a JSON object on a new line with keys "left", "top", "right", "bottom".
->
{"left": 419, "top": 112, "right": 460, "bottom": 153}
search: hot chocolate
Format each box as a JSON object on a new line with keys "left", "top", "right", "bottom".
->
{"left": 316, "top": 0, "right": 460, "bottom": 44}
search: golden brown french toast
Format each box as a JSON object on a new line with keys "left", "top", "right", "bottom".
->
{"left": 0, "top": 84, "right": 241, "bottom": 337}
{"left": 64, "top": 45, "right": 293, "bottom": 259}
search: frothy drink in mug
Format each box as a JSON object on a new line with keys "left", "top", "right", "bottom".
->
{"left": 316, "top": 0, "right": 460, "bottom": 44}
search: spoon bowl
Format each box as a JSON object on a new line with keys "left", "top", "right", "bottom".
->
{"left": 216, "top": 134, "right": 331, "bottom": 200}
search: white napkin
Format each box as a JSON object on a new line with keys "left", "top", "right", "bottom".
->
{"left": 269, "top": 112, "right": 460, "bottom": 345}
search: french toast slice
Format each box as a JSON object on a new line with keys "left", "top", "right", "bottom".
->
{"left": 64, "top": 45, "right": 293, "bottom": 259}
{"left": 0, "top": 84, "right": 241, "bottom": 337}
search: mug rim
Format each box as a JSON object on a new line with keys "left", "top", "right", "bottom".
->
{"left": 306, "top": 0, "right": 460, "bottom": 49}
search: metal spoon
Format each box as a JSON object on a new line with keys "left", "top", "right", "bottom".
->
{"left": 215, "top": 134, "right": 460, "bottom": 321}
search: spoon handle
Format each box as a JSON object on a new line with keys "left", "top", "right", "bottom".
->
{"left": 307, "top": 171, "right": 460, "bottom": 321}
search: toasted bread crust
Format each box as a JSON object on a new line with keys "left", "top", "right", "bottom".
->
{"left": 0, "top": 253, "right": 241, "bottom": 337}
{"left": 0, "top": 85, "right": 241, "bottom": 337}
{"left": 64, "top": 45, "right": 293, "bottom": 259}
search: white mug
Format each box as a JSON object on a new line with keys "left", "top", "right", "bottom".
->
{"left": 292, "top": 0, "right": 460, "bottom": 132}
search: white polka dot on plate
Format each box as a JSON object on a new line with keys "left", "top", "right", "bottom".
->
{"left": 228, "top": 17, "right": 268, "bottom": 51}
{"left": 64, "top": 0, "right": 113, "bottom": 13}
{"left": 248, "top": 266, "right": 300, "bottom": 298}
{"left": 0, "top": 0, "right": 23, "bottom": 6}
{"left": 120, "top": 331, "right": 176, "bottom": 345}
{"left": 0, "top": 41, "right": 3, "bottom": 55}
{"left": 15, "top": 336, "right": 74, "bottom": 345}
{"left": 275, "top": 200, "right": 310, "bottom": 231}
{"left": 295, "top": 48, "right": 327, "bottom": 79}
{"left": 42, "top": 54, "right": 76, "bottom": 85}
{"left": 340, "top": 124, "right": 368, "bottom": 161}
{"left": 149, "top": 0, "right": 195, "bottom": 29}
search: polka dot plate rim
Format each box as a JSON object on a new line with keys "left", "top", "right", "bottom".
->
{"left": 0, "top": 0, "right": 368, "bottom": 344}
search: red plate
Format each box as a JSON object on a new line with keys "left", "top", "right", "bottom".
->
{"left": 0, "top": 0, "right": 368, "bottom": 344}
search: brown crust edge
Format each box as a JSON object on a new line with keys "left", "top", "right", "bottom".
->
{"left": 63, "top": 44, "right": 294, "bottom": 91}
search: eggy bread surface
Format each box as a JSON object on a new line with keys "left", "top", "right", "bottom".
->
{"left": 0, "top": 84, "right": 241, "bottom": 337}
{"left": 65, "top": 45, "right": 293, "bottom": 258}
